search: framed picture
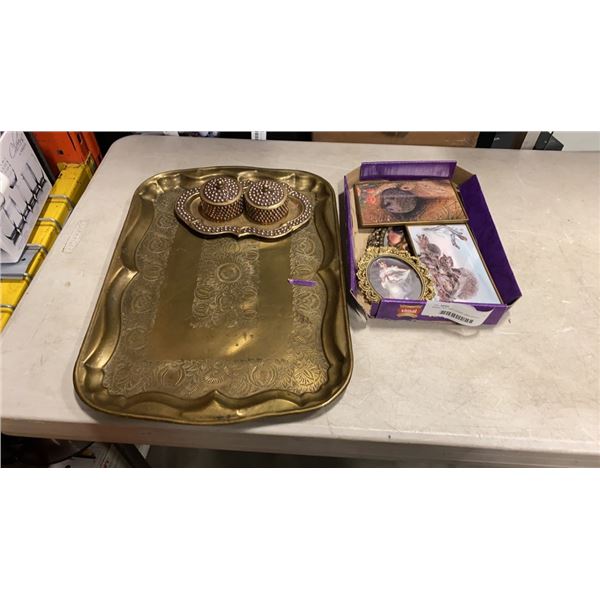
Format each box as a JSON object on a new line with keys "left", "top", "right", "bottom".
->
{"left": 357, "top": 247, "right": 435, "bottom": 302}
{"left": 366, "top": 226, "right": 409, "bottom": 251}
{"left": 354, "top": 179, "right": 467, "bottom": 227}
{"left": 385, "top": 226, "right": 409, "bottom": 251}
{"left": 405, "top": 224, "right": 501, "bottom": 304}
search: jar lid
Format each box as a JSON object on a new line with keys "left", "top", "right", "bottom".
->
{"left": 201, "top": 176, "right": 242, "bottom": 206}
{"left": 246, "top": 179, "right": 288, "bottom": 210}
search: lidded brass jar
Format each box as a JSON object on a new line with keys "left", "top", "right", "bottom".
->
{"left": 244, "top": 179, "right": 289, "bottom": 224}
{"left": 200, "top": 176, "right": 244, "bottom": 221}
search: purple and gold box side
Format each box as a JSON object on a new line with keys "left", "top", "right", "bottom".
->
{"left": 360, "top": 160, "right": 457, "bottom": 181}
{"left": 371, "top": 298, "right": 508, "bottom": 325}
{"left": 458, "top": 175, "right": 522, "bottom": 305}
{"left": 343, "top": 161, "right": 520, "bottom": 326}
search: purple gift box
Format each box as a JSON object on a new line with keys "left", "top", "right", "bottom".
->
{"left": 343, "top": 161, "right": 521, "bottom": 326}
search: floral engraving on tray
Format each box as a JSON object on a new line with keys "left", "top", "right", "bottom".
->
{"left": 191, "top": 237, "right": 259, "bottom": 329}
{"left": 103, "top": 188, "right": 328, "bottom": 399}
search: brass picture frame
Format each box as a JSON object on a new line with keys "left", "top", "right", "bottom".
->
{"left": 354, "top": 179, "right": 468, "bottom": 227}
{"left": 357, "top": 246, "right": 435, "bottom": 303}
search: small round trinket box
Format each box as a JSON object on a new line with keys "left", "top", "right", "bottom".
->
{"left": 244, "top": 179, "right": 289, "bottom": 224}
{"left": 200, "top": 176, "right": 244, "bottom": 221}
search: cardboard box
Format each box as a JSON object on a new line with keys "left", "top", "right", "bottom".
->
{"left": 343, "top": 161, "right": 521, "bottom": 326}
{"left": 0, "top": 132, "right": 52, "bottom": 263}
{"left": 314, "top": 132, "right": 479, "bottom": 147}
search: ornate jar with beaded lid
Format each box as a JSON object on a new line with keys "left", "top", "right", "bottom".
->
{"left": 244, "top": 179, "right": 289, "bottom": 224}
{"left": 200, "top": 176, "right": 244, "bottom": 221}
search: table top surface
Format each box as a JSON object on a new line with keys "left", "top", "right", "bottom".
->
{"left": 2, "top": 135, "right": 599, "bottom": 465}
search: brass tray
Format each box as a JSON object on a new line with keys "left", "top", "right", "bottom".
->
{"left": 73, "top": 166, "right": 353, "bottom": 425}
{"left": 175, "top": 182, "right": 313, "bottom": 239}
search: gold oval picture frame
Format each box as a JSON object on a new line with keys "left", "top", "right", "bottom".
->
{"left": 357, "top": 246, "right": 435, "bottom": 303}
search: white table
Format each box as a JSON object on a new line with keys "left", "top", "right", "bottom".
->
{"left": 2, "top": 135, "right": 599, "bottom": 466}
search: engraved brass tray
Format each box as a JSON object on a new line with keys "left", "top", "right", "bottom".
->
{"left": 74, "top": 166, "right": 353, "bottom": 425}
